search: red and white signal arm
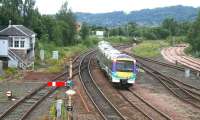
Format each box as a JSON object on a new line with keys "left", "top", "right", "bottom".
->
{"left": 47, "top": 81, "right": 66, "bottom": 87}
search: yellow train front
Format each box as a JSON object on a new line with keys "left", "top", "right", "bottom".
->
{"left": 111, "top": 55, "right": 137, "bottom": 86}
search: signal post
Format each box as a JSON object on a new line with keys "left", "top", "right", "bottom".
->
{"left": 47, "top": 58, "right": 75, "bottom": 120}
{"left": 66, "top": 58, "right": 75, "bottom": 120}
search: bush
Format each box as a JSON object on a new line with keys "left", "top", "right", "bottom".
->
{"left": 0, "top": 76, "right": 5, "bottom": 81}
{"left": 4, "top": 67, "right": 17, "bottom": 76}
{"left": 107, "top": 36, "right": 132, "bottom": 44}
{"left": 166, "top": 36, "right": 186, "bottom": 45}
{"left": 49, "top": 102, "right": 56, "bottom": 120}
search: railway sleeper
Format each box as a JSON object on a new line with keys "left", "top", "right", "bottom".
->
{"left": 30, "top": 97, "right": 41, "bottom": 100}
{"left": 37, "top": 92, "right": 46, "bottom": 96}
{"left": 168, "top": 87, "right": 181, "bottom": 90}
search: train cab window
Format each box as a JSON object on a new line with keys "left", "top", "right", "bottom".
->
{"left": 116, "top": 61, "right": 133, "bottom": 72}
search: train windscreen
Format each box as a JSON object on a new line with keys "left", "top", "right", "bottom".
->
{"left": 116, "top": 60, "right": 133, "bottom": 72}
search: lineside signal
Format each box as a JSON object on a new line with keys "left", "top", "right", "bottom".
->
{"left": 47, "top": 81, "right": 74, "bottom": 87}
{"left": 47, "top": 81, "right": 66, "bottom": 87}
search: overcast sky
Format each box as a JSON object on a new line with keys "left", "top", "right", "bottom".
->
{"left": 35, "top": 0, "right": 200, "bottom": 14}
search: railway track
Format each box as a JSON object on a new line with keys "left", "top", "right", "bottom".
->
{"left": 132, "top": 55, "right": 200, "bottom": 91}
{"left": 124, "top": 52, "right": 200, "bottom": 91}
{"left": 118, "top": 89, "right": 172, "bottom": 120}
{"left": 163, "top": 47, "right": 200, "bottom": 72}
{"left": 0, "top": 53, "right": 82, "bottom": 120}
{"left": 132, "top": 54, "right": 184, "bottom": 71}
{"left": 138, "top": 61, "right": 200, "bottom": 109}
{"left": 78, "top": 50, "right": 126, "bottom": 120}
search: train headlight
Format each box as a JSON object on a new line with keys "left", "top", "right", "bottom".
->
{"left": 129, "top": 74, "right": 136, "bottom": 80}
{"left": 112, "top": 73, "right": 120, "bottom": 83}
{"left": 112, "top": 72, "right": 118, "bottom": 77}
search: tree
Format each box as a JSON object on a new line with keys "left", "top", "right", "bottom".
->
{"left": 22, "top": 0, "right": 36, "bottom": 27}
{"left": 127, "top": 22, "right": 137, "bottom": 37}
{"left": 80, "top": 22, "right": 89, "bottom": 40}
{"left": 56, "top": 1, "right": 77, "bottom": 46}
{"left": 0, "top": 0, "right": 23, "bottom": 25}
{"left": 187, "top": 11, "right": 200, "bottom": 55}
{"left": 162, "top": 18, "right": 178, "bottom": 36}
{"left": 41, "top": 15, "right": 56, "bottom": 41}
{"left": 176, "top": 21, "right": 191, "bottom": 36}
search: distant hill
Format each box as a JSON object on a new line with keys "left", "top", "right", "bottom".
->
{"left": 75, "top": 5, "right": 199, "bottom": 27}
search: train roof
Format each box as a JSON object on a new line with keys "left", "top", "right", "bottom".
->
{"left": 98, "top": 41, "right": 135, "bottom": 61}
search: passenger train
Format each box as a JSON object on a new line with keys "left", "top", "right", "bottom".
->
{"left": 97, "top": 41, "right": 137, "bottom": 86}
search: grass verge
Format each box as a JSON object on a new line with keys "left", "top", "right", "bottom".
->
{"left": 133, "top": 40, "right": 169, "bottom": 58}
{"left": 35, "top": 36, "right": 98, "bottom": 73}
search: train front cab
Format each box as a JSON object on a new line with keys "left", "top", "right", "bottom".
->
{"left": 111, "top": 59, "right": 137, "bottom": 86}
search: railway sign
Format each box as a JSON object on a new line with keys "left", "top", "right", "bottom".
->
{"left": 40, "top": 50, "right": 44, "bottom": 61}
{"left": 66, "top": 89, "right": 76, "bottom": 96}
{"left": 52, "top": 51, "right": 59, "bottom": 60}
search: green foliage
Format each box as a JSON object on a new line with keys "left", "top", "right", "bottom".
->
{"left": 186, "top": 11, "right": 200, "bottom": 57}
{"left": 80, "top": 22, "right": 90, "bottom": 40}
{"left": 162, "top": 17, "right": 178, "bottom": 36}
{"left": 23, "top": 0, "right": 36, "bottom": 27}
{"left": 81, "top": 36, "right": 99, "bottom": 47}
{"left": 35, "top": 36, "right": 99, "bottom": 72}
{"left": 0, "top": 0, "right": 23, "bottom": 25}
{"left": 133, "top": 40, "right": 169, "bottom": 57}
{"left": 56, "top": 2, "right": 77, "bottom": 46}
{"left": 107, "top": 36, "right": 132, "bottom": 44}
{"left": 4, "top": 67, "right": 17, "bottom": 76}
{"left": 0, "top": 76, "right": 5, "bottom": 81}
{"left": 166, "top": 36, "right": 186, "bottom": 45}
{"left": 176, "top": 21, "right": 191, "bottom": 36}
{"left": 61, "top": 103, "right": 67, "bottom": 120}
{"left": 49, "top": 102, "right": 56, "bottom": 120}
{"left": 47, "top": 65, "right": 62, "bottom": 73}
{"left": 142, "top": 27, "right": 170, "bottom": 40}
{"left": 0, "top": 0, "right": 77, "bottom": 47}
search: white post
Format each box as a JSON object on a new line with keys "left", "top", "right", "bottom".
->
{"left": 197, "top": 72, "right": 199, "bottom": 77}
{"left": 56, "top": 99, "right": 63, "bottom": 119}
{"left": 40, "top": 50, "right": 44, "bottom": 62}
{"left": 32, "top": 37, "right": 35, "bottom": 70}
{"left": 69, "top": 58, "right": 72, "bottom": 79}
{"left": 64, "top": 58, "right": 68, "bottom": 80}
{"left": 185, "top": 68, "right": 190, "bottom": 78}
{"left": 0, "top": 60, "right": 3, "bottom": 75}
